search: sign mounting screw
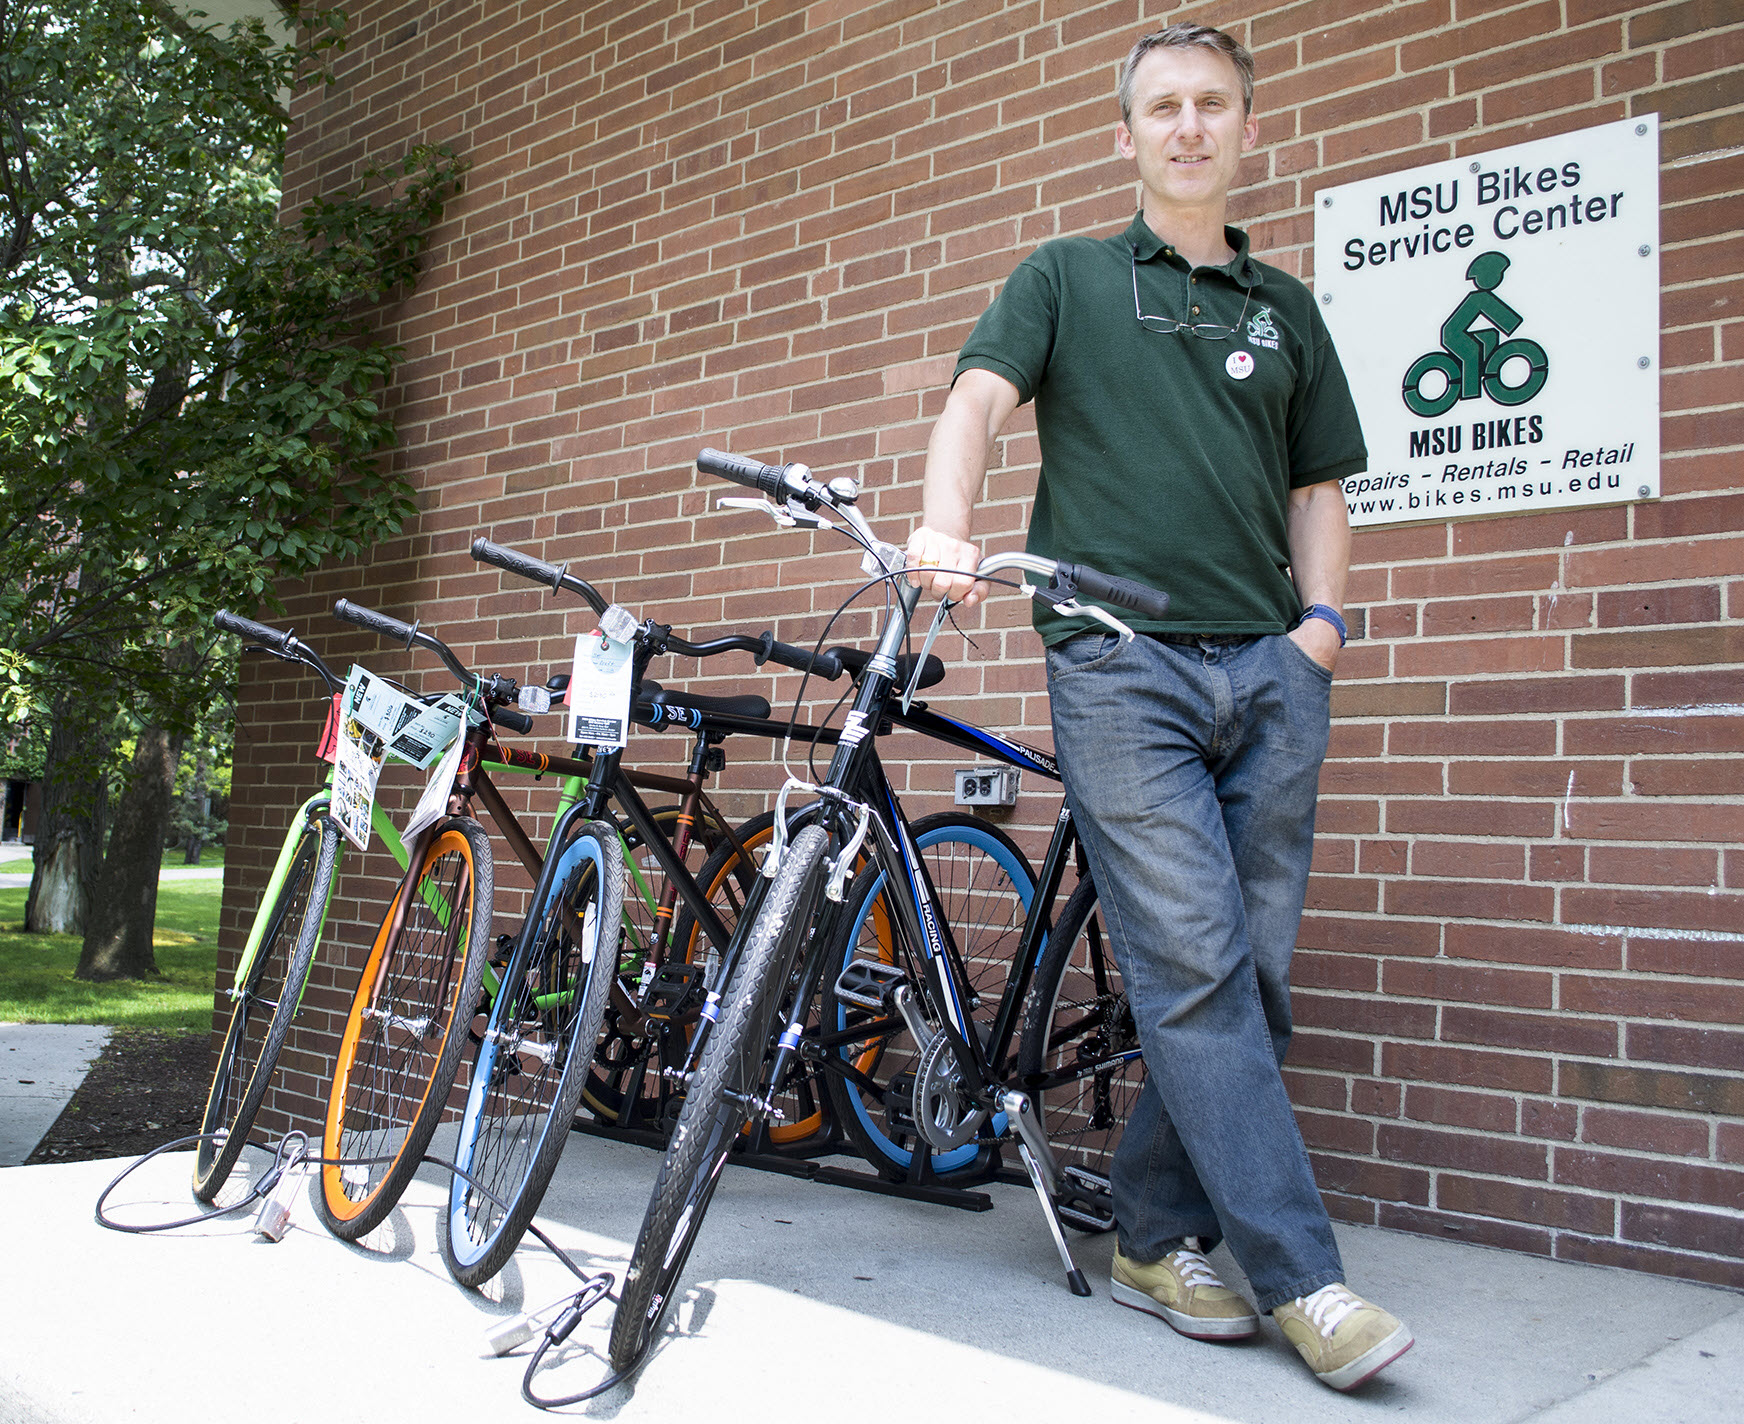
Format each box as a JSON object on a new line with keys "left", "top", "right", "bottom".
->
{"left": 1321, "top": 292, "right": 1332, "bottom": 304}
{"left": 1638, "top": 244, "right": 1651, "bottom": 257}
{"left": 1469, "top": 162, "right": 1481, "bottom": 173}
{"left": 1635, "top": 123, "right": 1648, "bottom": 136}
{"left": 1637, "top": 356, "right": 1651, "bottom": 369}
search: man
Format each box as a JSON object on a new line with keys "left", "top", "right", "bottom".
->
{"left": 905, "top": 23, "right": 1412, "bottom": 1392}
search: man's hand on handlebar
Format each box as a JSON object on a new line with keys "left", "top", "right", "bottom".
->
{"left": 904, "top": 526, "right": 989, "bottom": 607}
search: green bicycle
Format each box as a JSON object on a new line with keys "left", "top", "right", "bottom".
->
{"left": 194, "top": 610, "right": 418, "bottom": 1201}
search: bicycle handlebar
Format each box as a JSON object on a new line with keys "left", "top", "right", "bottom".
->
{"left": 473, "top": 534, "right": 845, "bottom": 681}
{"left": 333, "top": 598, "right": 478, "bottom": 691}
{"left": 490, "top": 704, "right": 535, "bottom": 735}
{"left": 214, "top": 608, "right": 290, "bottom": 651}
{"left": 696, "top": 446, "right": 795, "bottom": 501}
{"left": 1053, "top": 560, "right": 1172, "bottom": 621}
{"left": 469, "top": 537, "right": 611, "bottom": 618}
{"left": 698, "top": 447, "right": 1172, "bottom": 631}
{"left": 214, "top": 608, "right": 342, "bottom": 690}
{"left": 666, "top": 630, "right": 844, "bottom": 681}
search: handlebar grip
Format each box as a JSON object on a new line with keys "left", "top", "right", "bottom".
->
{"left": 490, "top": 704, "right": 534, "bottom": 736}
{"left": 759, "top": 634, "right": 844, "bottom": 681}
{"left": 470, "top": 537, "right": 562, "bottom": 592}
{"left": 697, "top": 447, "right": 787, "bottom": 500}
{"left": 1057, "top": 562, "right": 1172, "bottom": 621}
{"left": 214, "top": 609, "right": 291, "bottom": 652}
{"left": 333, "top": 598, "right": 418, "bottom": 648}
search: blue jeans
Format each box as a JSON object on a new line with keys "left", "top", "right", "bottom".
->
{"left": 1045, "top": 629, "right": 1344, "bottom": 1313}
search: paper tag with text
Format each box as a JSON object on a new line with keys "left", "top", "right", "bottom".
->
{"left": 402, "top": 719, "right": 464, "bottom": 842}
{"left": 331, "top": 698, "right": 383, "bottom": 851}
{"left": 565, "top": 632, "right": 633, "bottom": 749}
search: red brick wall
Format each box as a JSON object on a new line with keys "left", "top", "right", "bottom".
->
{"left": 222, "top": 0, "right": 1744, "bottom": 1286}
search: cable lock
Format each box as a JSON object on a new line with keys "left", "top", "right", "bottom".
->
{"left": 92, "top": 1130, "right": 645, "bottom": 1407}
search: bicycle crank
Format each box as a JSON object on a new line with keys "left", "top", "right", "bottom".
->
{"left": 911, "top": 1030, "right": 987, "bottom": 1151}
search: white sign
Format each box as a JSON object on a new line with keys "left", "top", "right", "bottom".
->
{"left": 341, "top": 664, "right": 481, "bottom": 769}
{"left": 1313, "top": 116, "right": 1659, "bottom": 528}
{"left": 332, "top": 706, "right": 383, "bottom": 852}
{"left": 402, "top": 722, "right": 463, "bottom": 842}
{"left": 566, "top": 632, "right": 633, "bottom": 749}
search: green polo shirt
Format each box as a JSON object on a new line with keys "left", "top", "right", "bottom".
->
{"left": 956, "top": 213, "right": 1367, "bottom": 643}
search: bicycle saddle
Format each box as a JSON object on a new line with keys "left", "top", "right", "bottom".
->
{"left": 638, "top": 686, "right": 772, "bottom": 719}
{"left": 827, "top": 646, "right": 946, "bottom": 690}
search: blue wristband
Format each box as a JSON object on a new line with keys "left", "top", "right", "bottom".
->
{"left": 1297, "top": 603, "right": 1347, "bottom": 646}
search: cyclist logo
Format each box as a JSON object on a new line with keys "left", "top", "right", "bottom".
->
{"left": 1401, "top": 251, "right": 1548, "bottom": 418}
{"left": 1246, "top": 307, "right": 1280, "bottom": 349}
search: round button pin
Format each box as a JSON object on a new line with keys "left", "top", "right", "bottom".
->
{"left": 1225, "top": 350, "right": 1254, "bottom": 380}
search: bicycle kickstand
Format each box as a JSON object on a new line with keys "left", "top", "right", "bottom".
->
{"left": 1000, "top": 1089, "right": 1092, "bottom": 1297}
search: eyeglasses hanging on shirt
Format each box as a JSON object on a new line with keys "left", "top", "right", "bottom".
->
{"left": 1129, "top": 244, "right": 1252, "bottom": 341}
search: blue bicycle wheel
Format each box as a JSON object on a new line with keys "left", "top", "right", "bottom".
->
{"left": 441, "top": 820, "right": 622, "bottom": 1287}
{"left": 825, "top": 813, "right": 1034, "bottom": 1180}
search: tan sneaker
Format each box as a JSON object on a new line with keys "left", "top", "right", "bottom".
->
{"left": 1272, "top": 1283, "right": 1413, "bottom": 1390}
{"left": 1110, "top": 1240, "right": 1259, "bottom": 1340}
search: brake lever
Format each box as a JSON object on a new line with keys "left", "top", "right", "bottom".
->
{"left": 1024, "top": 587, "right": 1137, "bottom": 641}
{"left": 716, "top": 495, "right": 836, "bottom": 531}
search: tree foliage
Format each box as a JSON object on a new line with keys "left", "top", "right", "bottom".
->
{"left": 0, "top": 0, "right": 465, "bottom": 730}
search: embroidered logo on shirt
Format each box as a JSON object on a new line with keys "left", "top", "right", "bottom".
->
{"left": 1246, "top": 307, "right": 1280, "bottom": 350}
{"left": 1225, "top": 350, "right": 1255, "bottom": 380}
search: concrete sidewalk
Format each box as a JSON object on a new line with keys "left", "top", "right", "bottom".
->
{"left": 0, "top": 1024, "right": 110, "bottom": 1166}
{"left": 2, "top": 1130, "right": 1740, "bottom": 1423}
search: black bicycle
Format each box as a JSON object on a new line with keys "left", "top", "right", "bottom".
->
{"left": 608, "top": 448, "right": 1168, "bottom": 1371}
{"left": 465, "top": 540, "right": 1069, "bottom": 1181}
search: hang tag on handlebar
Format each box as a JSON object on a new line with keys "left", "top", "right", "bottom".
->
{"left": 331, "top": 677, "right": 384, "bottom": 852}
{"left": 402, "top": 722, "right": 463, "bottom": 842}
{"left": 315, "top": 691, "right": 343, "bottom": 764}
{"left": 565, "top": 631, "right": 633, "bottom": 750}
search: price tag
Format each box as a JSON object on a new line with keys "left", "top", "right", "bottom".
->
{"left": 331, "top": 693, "right": 384, "bottom": 852}
{"left": 341, "top": 665, "right": 483, "bottom": 769}
{"left": 401, "top": 718, "right": 464, "bottom": 842}
{"left": 565, "top": 632, "right": 633, "bottom": 749}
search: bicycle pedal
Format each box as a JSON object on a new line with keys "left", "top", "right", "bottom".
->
{"left": 833, "top": 958, "right": 908, "bottom": 1011}
{"left": 489, "top": 932, "right": 515, "bottom": 970}
{"left": 640, "top": 962, "right": 705, "bottom": 1022}
{"left": 1057, "top": 1164, "right": 1117, "bottom": 1232}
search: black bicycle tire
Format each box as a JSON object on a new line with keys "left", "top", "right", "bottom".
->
{"left": 315, "top": 816, "right": 494, "bottom": 1241}
{"left": 607, "top": 824, "right": 830, "bottom": 1373}
{"left": 676, "top": 809, "right": 831, "bottom": 1150}
{"left": 192, "top": 815, "right": 340, "bottom": 1202}
{"left": 822, "top": 812, "right": 1034, "bottom": 1183}
{"left": 1015, "top": 876, "right": 1143, "bottom": 1211}
{"left": 441, "top": 820, "right": 624, "bottom": 1287}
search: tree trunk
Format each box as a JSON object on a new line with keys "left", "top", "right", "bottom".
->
{"left": 180, "top": 742, "right": 210, "bottom": 863}
{"left": 25, "top": 699, "right": 109, "bottom": 936}
{"left": 75, "top": 723, "right": 181, "bottom": 980}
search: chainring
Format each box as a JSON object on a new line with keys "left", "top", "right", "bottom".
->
{"left": 911, "top": 1029, "right": 988, "bottom": 1151}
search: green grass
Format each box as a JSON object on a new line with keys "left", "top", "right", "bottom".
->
{"left": 0, "top": 877, "right": 221, "bottom": 1030}
{"left": 160, "top": 844, "right": 226, "bottom": 869}
{"left": 0, "top": 845, "right": 225, "bottom": 874}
